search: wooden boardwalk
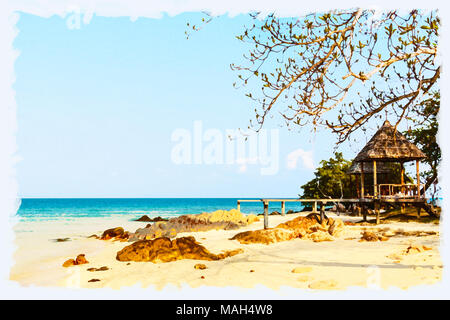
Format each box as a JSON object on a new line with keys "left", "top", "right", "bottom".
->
{"left": 237, "top": 197, "right": 431, "bottom": 229}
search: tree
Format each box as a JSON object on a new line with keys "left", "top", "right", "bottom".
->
{"left": 404, "top": 91, "right": 440, "bottom": 195}
{"left": 227, "top": 9, "right": 439, "bottom": 144}
{"left": 300, "top": 152, "right": 352, "bottom": 199}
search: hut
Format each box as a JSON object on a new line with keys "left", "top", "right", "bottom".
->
{"left": 351, "top": 120, "right": 429, "bottom": 223}
{"left": 352, "top": 120, "right": 426, "bottom": 200}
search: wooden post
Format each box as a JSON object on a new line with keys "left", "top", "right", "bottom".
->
{"left": 320, "top": 202, "right": 325, "bottom": 223}
{"left": 416, "top": 159, "right": 421, "bottom": 198}
{"left": 263, "top": 201, "right": 269, "bottom": 229}
{"left": 237, "top": 201, "right": 240, "bottom": 212}
{"left": 360, "top": 162, "right": 365, "bottom": 198}
{"left": 313, "top": 201, "right": 317, "bottom": 214}
{"left": 416, "top": 205, "right": 421, "bottom": 218}
{"left": 281, "top": 201, "right": 285, "bottom": 216}
{"left": 401, "top": 162, "right": 405, "bottom": 194}
{"left": 362, "top": 203, "right": 367, "bottom": 222}
{"left": 373, "top": 160, "right": 378, "bottom": 198}
{"left": 375, "top": 201, "right": 380, "bottom": 225}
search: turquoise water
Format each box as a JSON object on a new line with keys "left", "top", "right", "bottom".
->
{"left": 17, "top": 198, "right": 305, "bottom": 221}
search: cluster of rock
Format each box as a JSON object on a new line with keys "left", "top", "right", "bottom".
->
{"left": 134, "top": 215, "right": 168, "bottom": 222}
{"left": 62, "top": 254, "right": 89, "bottom": 267}
{"left": 230, "top": 214, "right": 345, "bottom": 244}
{"left": 116, "top": 236, "right": 243, "bottom": 263}
{"left": 128, "top": 209, "right": 259, "bottom": 241}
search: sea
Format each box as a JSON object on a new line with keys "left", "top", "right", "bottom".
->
{"left": 16, "top": 198, "right": 306, "bottom": 222}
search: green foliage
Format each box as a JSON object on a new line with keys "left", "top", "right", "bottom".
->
{"left": 300, "top": 152, "right": 352, "bottom": 199}
{"left": 404, "top": 91, "right": 440, "bottom": 185}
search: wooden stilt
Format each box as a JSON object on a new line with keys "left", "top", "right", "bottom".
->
{"left": 281, "top": 201, "right": 285, "bottom": 216}
{"left": 312, "top": 201, "right": 317, "bottom": 213}
{"left": 263, "top": 201, "right": 269, "bottom": 229}
{"left": 373, "top": 160, "right": 378, "bottom": 198}
{"left": 320, "top": 202, "right": 325, "bottom": 223}
{"left": 416, "top": 160, "right": 421, "bottom": 198}
{"left": 375, "top": 201, "right": 380, "bottom": 225}
{"left": 360, "top": 162, "right": 365, "bottom": 198}
{"left": 362, "top": 204, "right": 367, "bottom": 222}
{"left": 237, "top": 201, "right": 240, "bottom": 212}
{"left": 416, "top": 205, "right": 421, "bottom": 218}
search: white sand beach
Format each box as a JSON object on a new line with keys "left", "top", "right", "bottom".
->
{"left": 10, "top": 212, "right": 442, "bottom": 290}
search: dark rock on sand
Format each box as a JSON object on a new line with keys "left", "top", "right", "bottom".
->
{"left": 194, "top": 263, "right": 207, "bottom": 270}
{"left": 88, "top": 279, "right": 101, "bottom": 283}
{"left": 87, "top": 266, "right": 109, "bottom": 272}
{"left": 116, "top": 236, "right": 243, "bottom": 263}
{"left": 101, "top": 227, "right": 129, "bottom": 241}
{"left": 134, "top": 215, "right": 168, "bottom": 222}
{"left": 62, "top": 254, "right": 89, "bottom": 267}
{"left": 52, "top": 238, "right": 71, "bottom": 242}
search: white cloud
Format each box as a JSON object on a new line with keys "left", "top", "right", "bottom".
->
{"left": 286, "top": 149, "right": 314, "bottom": 170}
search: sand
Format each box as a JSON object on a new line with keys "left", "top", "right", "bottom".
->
{"left": 10, "top": 212, "right": 442, "bottom": 290}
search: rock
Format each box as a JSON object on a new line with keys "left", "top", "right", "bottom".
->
{"left": 88, "top": 234, "right": 100, "bottom": 239}
{"left": 129, "top": 209, "right": 256, "bottom": 241}
{"left": 291, "top": 267, "right": 313, "bottom": 273}
{"left": 62, "top": 259, "right": 76, "bottom": 268}
{"left": 88, "top": 279, "right": 101, "bottom": 283}
{"left": 194, "top": 263, "right": 207, "bottom": 270}
{"left": 75, "top": 254, "right": 88, "bottom": 265}
{"left": 309, "top": 230, "right": 334, "bottom": 242}
{"left": 134, "top": 215, "right": 168, "bottom": 222}
{"left": 230, "top": 214, "right": 344, "bottom": 244}
{"left": 116, "top": 236, "right": 243, "bottom": 263}
{"left": 286, "top": 210, "right": 294, "bottom": 215}
{"left": 135, "top": 215, "right": 152, "bottom": 222}
{"left": 230, "top": 228, "right": 297, "bottom": 245}
{"left": 62, "top": 254, "right": 89, "bottom": 267}
{"left": 101, "top": 227, "right": 129, "bottom": 241}
{"left": 200, "top": 276, "right": 205, "bottom": 279}
{"left": 250, "top": 270, "right": 255, "bottom": 273}
{"left": 53, "top": 238, "right": 70, "bottom": 242}
{"left": 87, "top": 266, "right": 109, "bottom": 272}
{"left": 308, "top": 280, "right": 338, "bottom": 290}
{"left": 359, "top": 231, "right": 388, "bottom": 242}
{"left": 270, "top": 211, "right": 280, "bottom": 216}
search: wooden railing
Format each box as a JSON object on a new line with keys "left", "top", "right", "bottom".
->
{"left": 377, "top": 183, "right": 425, "bottom": 198}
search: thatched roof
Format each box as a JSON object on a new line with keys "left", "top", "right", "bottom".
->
{"left": 347, "top": 161, "right": 395, "bottom": 175}
{"left": 353, "top": 120, "right": 426, "bottom": 162}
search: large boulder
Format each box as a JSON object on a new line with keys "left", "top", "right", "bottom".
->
{"left": 230, "top": 214, "right": 345, "bottom": 245}
{"left": 129, "top": 209, "right": 260, "bottom": 241}
{"left": 116, "top": 236, "right": 243, "bottom": 263}
{"left": 230, "top": 228, "right": 297, "bottom": 245}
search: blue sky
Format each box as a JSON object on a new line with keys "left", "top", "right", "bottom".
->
{"left": 14, "top": 12, "right": 376, "bottom": 198}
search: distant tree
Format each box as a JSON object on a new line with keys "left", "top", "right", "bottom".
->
{"left": 300, "top": 152, "right": 352, "bottom": 199}
{"left": 404, "top": 91, "right": 440, "bottom": 194}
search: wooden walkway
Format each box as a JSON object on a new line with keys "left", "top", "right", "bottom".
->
{"left": 237, "top": 197, "right": 430, "bottom": 229}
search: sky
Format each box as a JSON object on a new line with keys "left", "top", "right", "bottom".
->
{"left": 13, "top": 11, "right": 392, "bottom": 198}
